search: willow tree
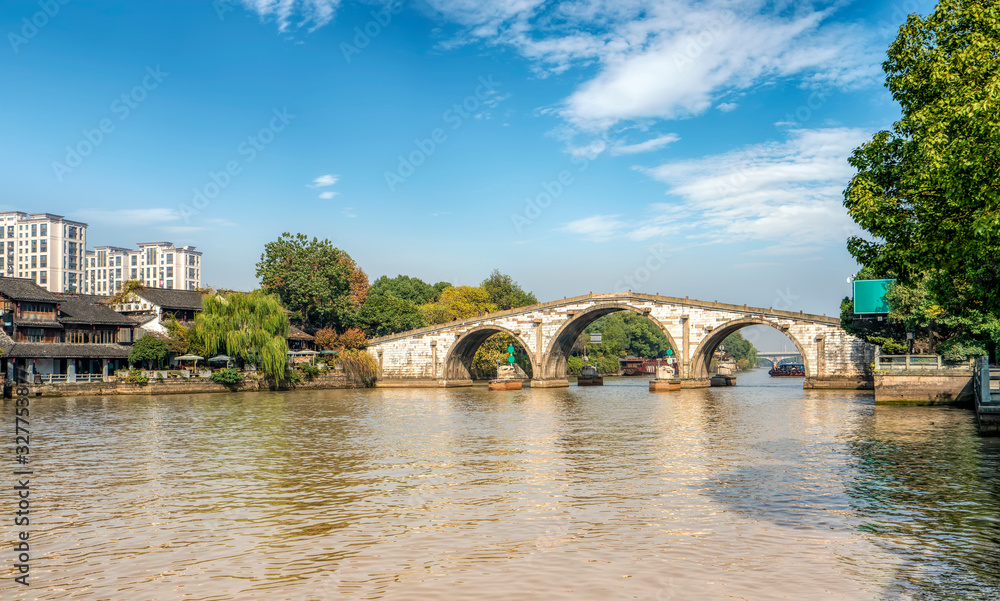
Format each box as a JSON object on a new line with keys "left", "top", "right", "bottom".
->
{"left": 193, "top": 291, "right": 289, "bottom": 379}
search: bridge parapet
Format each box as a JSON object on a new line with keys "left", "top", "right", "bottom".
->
{"left": 366, "top": 292, "right": 871, "bottom": 390}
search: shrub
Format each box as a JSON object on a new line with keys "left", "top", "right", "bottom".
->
{"left": 210, "top": 368, "right": 244, "bottom": 385}
{"left": 338, "top": 349, "right": 377, "bottom": 387}
{"left": 127, "top": 371, "right": 149, "bottom": 385}
{"left": 284, "top": 370, "right": 302, "bottom": 385}
{"left": 338, "top": 327, "right": 368, "bottom": 350}
{"left": 314, "top": 327, "right": 338, "bottom": 350}
{"left": 301, "top": 363, "right": 320, "bottom": 378}
{"left": 566, "top": 356, "right": 584, "bottom": 375}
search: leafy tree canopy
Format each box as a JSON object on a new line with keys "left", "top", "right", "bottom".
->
{"left": 369, "top": 275, "right": 441, "bottom": 305}
{"left": 421, "top": 286, "right": 497, "bottom": 324}
{"left": 129, "top": 334, "right": 168, "bottom": 368}
{"left": 720, "top": 332, "right": 758, "bottom": 370}
{"left": 481, "top": 269, "right": 538, "bottom": 310}
{"left": 843, "top": 0, "right": 1000, "bottom": 358}
{"left": 584, "top": 312, "right": 673, "bottom": 358}
{"left": 357, "top": 294, "right": 425, "bottom": 337}
{"left": 256, "top": 233, "right": 368, "bottom": 330}
{"left": 192, "top": 290, "right": 289, "bottom": 380}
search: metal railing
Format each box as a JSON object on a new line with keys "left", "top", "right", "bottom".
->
{"left": 875, "top": 352, "right": 974, "bottom": 372}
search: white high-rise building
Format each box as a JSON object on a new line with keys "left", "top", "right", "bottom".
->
{"left": 0, "top": 212, "right": 87, "bottom": 293}
{"left": 85, "top": 242, "right": 202, "bottom": 294}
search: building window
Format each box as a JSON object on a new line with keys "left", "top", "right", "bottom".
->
{"left": 40, "top": 240, "right": 46, "bottom": 252}
{"left": 166, "top": 266, "right": 173, "bottom": 277}
{"left": 39, "top": 255, "right": 46, "bottom": 268}
{"left": 166, "top": 279, "right": 173, "bottom": 289}
{"left": 115, "top": 268, "right": 121, "bottom": 278}
{"left": 115, "top": 256, "right": 121, "bottom": 267}
{"left": 131, "top": 268, "right": 137, "bottom": 278}
{"left": 23, "top": 328, "right": 44, "bottom": 343}
{"left": 30, "top": 240, "right": 36, "bottom": 253}
{"left": 6, "top": 226, "right": 12, "bottom": 238}
{"left": 31, "top": 224, "right": 36, "bottom": 236}
{"left": 67, "top": 225, "right": 77, "bottom": 239}
{"left": 166, "top": 253, "right": 173, "bottom": 263}
{"left": 30, "top": 256, "right": 36, "bottom": 268}
{"left": 40, "top": 271, "right": 46, "bottom": 284}
{"left": 40, "top": 224, "right": 46, "bottom": 236}
{"left": 131, "top": 255, "right": 137, "bottom": 266}
{"left": 188, "top": 267, "right": 195, "bottom": 279}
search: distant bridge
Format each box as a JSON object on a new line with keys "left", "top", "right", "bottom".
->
{"left": 756, "top": 352, "right": 804, "bottom": 366}
{"left": 367, "top": 292, "right": 873, "bottom": 389}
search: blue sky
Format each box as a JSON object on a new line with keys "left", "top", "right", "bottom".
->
{"left": 1, "top": 0, "right": 935, "bottom": 316}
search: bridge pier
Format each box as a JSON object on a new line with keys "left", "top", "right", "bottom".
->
{"left": 680, "top": 378, "right": 711, "bottom": 388}
{"left": 531, "top": 379, "right": 569, "bottom": 388}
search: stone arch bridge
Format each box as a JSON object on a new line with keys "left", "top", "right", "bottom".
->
{"left": 367, "top": 292, "right": 873, "bottom": 389}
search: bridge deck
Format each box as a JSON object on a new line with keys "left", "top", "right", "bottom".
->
{"left": 370, "top": 292, "right": 839, "bottom": 344}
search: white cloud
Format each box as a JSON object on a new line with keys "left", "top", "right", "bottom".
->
{"left": 610, "top": 133, "right": 680, "bottom": 155}
{"left": 561, "top": 128, "right": 867, "bottom": 245}
{"left": 318, "top": 191, "right": 339, "bottom": 199}
{"left": 238, "top": 0, "right": 342, "bottom": 32}
{"left": 309, "top": 174, "right": 339, "bottom": 188}
{"left": 74, "top": 208, "right": 182, "bottom": 226}
{"left": 716, "top": 102, "right": 738, "bottom": 112}
{"left": 558, "top": 214, "right": 627, "bottom": 242}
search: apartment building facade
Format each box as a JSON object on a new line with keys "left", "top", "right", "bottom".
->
{"left": 85, "top": 242, "right": 202, "bottom": 294}
{"left": 0, "top": 212, "right": 87, "bottom": 293}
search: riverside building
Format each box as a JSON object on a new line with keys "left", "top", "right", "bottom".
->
{"left": 85, "top": 242, "right": 202, "bottom": 294}
{"left": 0, "top": 212, "right": 87, "bottom": 294}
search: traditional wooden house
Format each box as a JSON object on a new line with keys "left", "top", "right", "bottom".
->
{"left": 0, "top": 278, "right": 135, "bottom": 382}
{"left": 287, "top": 325, "right": 316, "bottom": 351}
{"left": 111, "top": 287, "right": 205, "bottom": 335}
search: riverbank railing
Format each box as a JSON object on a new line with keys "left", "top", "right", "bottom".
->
{"left": 875, "top": 352, "right": 974, "bottom": 372}
{"left": 973, "top": 358, "right": 1000, "bottom": 434}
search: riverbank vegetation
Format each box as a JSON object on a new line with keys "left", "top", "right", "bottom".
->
{"left": 842, "top": 0, "right": 1000, "bottom": 361}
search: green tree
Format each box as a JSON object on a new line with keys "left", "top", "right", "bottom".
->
{"left": 192, "top": 290, "right": 289, "bottom": 380}
{"left": 356, "top": 293, "right": 426, "bottom": 337}
{"left": 368, "top": 275, "right": 443, "bottom": 305}
{"left": 843, "top": 0, "right": 1000, "bottom": 359}
{"left": 584, "top": 312, "right": 673, "bottom": 358}
{"left": 129, "top": 335, "right": 168, "bottom": 368}
{"left": 471, "top": 333, "right": 532, "bottom": 379}
{"left": 481, "top": 270, "right": 538, "bottom": 310}
{"left": 256, "top": 233, "right": 369, "bottom": 330}
{"left": 721, "top": 332, "right": 758, "bottom": 372}
{"left": 421, "top": 286, "right": 496, "bottom": 325}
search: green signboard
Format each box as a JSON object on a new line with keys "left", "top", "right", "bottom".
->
{"left": 853, "top": 279, "right": 894, "bottom": 314}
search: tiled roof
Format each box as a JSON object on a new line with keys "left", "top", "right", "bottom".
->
{"left": 14, "top": 319, "right": 63, "bottom": 329}
{"left": 58, "top": 297, "right": 136, "bottom": 326}
{"left": 288, "top": 325, "right": 315, "bottom": 341}
{"left": 5, "top": 342, "right": 130, "bottom": 358}
{"left": 0, "top": 277, "right": 60, "bottom": 303}
{"left": 134, "top": 288, "right": 204, "bottom": 311}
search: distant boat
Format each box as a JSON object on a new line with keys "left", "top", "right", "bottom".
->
{"left": 578, "top": 364, "right": 603, "bottom": 386}
{"left": 769, "top": 363, "right": 805, "bottom": 377}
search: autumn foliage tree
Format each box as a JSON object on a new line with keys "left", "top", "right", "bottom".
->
{"left": 256, "top": 233, "right": 368, "bottom": 331}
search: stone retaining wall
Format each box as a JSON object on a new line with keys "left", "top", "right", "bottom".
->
{"left": 23, "top": 373, "right": 356, "bottom": 397}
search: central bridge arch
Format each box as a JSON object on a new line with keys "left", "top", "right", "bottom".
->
{"left": 689, "top": 317, "right": 810, "bottom": 379}
{"left": 541, "top": 302, "right": 680, "bottom": 380}
{"left": 443, "top": 325, "right": 537, "bottom": 381}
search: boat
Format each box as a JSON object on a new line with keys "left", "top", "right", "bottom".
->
{"left": 488, "top": 379, "right": 522, "bottom": 390}
{"left": 768, "top": 363, "right": 805, "bottom": 377}
{"left": 619, "top": 356, "right": 645, "bottom": 376}
{"left": 577, "top": 364, "right": 603, "bottom": 386}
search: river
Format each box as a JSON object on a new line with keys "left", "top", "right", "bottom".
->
{"left": 3, "top": 368, "right": 999, "bottom": 600}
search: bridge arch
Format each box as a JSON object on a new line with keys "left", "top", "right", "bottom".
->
{"left": 689, "top": 317, "right": 810, "bottom": 380}
{"left": 443, "top": 325, "right": 537, "bottom": 380}
{"left": 541, "top": 303, "right": 680, "bottom": 380}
